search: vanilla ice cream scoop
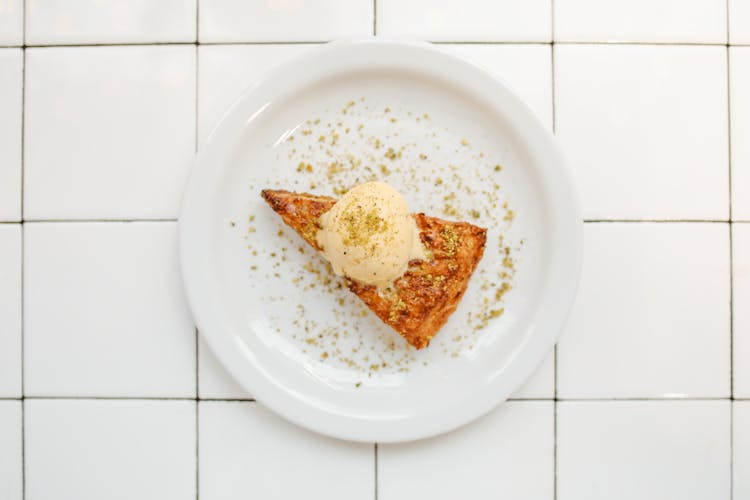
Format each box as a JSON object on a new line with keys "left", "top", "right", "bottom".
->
{"left": 316, "top": 181, "right": 427, "bottom": 289}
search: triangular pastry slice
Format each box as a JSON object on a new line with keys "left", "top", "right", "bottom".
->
{"left": 261, "top": 189, "right": 487, "bottom": 349}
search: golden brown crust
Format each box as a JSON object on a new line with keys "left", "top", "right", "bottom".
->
{"left": 261, "top": 189, "right": 487, "bottom": 349}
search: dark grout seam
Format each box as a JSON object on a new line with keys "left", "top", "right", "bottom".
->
{"left": 727, "top": 0, "right": 735, "bottom": 492}
{"left": 23, "top": 395, "right": 200, "bottom": 400}
{"left": 195, "top": 0, "right": 200, "bottom": 44}
{"left": 7, "top": 41, "right": 750, "bottom": 49}
{"left": 551, "top": 5, "right": 558, "bottom": 492}
{"left": 198, "top": 398, "right": 257, "bottom": 403}
{"left": 9, "top": 395, "right": 737, "bottom": 402}
{"left": 20, "top": 0, "right": 26, "bottom": 496}
{"left": 559, "top": 396, "right": 732, "bottom": 402}
{"left": 22, "top": 218, "right": 178, "bottom": 223}
{"left": 195, "top": 395, "right": 199, "bottom": 500}
{"left": 23, "top": 41, "right": 197, "bottom": 48}
{"left": 584, "top": 219, "right": 731, "bottom": 223}
{"left": 14, "top": 218, "right": 741, "bottom": 224}
{"left": 374, "top": 443, "right": 379, "bottom": 500}
{"left": 194, "top": 9, "right": 200, "bottom": 492}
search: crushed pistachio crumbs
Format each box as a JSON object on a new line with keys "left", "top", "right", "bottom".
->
{"left": 243, "top": 97, "right": 519, "bottom": 378}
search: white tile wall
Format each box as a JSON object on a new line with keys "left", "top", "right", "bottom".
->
{"left": 0, "top": 48, "right": 22, "bottom": 221}
{"left": 0, "top": 401, "right": 22, "bottom": 500}
{"left": 379, "top": 402, "right": 553, "bottom": 500}
{"left": 199, "top": 401, "right": 373, "bottom": 500}
{"left": 24, "top": 222, "right": 195, "bottom": 397}
{"left": 730, "top": 0, "right": 750, "bottom": 44}
{"left": 24, "top": 46, "right": 195, "bottom": 220}
{"left": 555, "top": 0, "right": 727, "bottom": 43}
{"left": 555, "top": 45, "right": 728, "bottom": 220}
{"left": 734, "top": 223, "right": 750, "bottom": 398}
{"left": 735, "top": 402, "right": 750, "bottom": 498}
{"left": 26, "top": 0, "right": 197, "bottom": 45}
{"left": 558, "top": 223, "right": 730, "bottom": 398}
{"left": 377, "top": 0, "right": 551, "bottom": 42}
{"left": 2, "top": 1, "right": 746, "bottom": 498}
{"left": 25, "top": 399, "right": 196, "bottom": 500}
{"left": 0, "top": 225, "right": 21, "bottom": 398}
{"left": 731, "top": 47, "right": 750, "bottom": 220}
{"left": 199, "top": 0, "right": 372, "bottom": 42}
{"left": 0, "top": 0, "right": 22, "bottom": 46}
{"left": 558, "top": 400, "right": 730, "bottom": 500}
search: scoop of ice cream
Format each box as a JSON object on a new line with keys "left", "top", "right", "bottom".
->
{"left": 316, "top": 181, "right": 426, "bottom": 289}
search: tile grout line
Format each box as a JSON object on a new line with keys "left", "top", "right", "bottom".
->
{"left": 538, "top": 40, "right": 732, "bottom": 46}
{"left": 22, "top": 395, "right": 202, "bottom": 400}
{"left": 194, "top": 1, "right": 200, "bottom": 493}
{"left": 726, "top": 0, "right": 734, "bottom": 492}
{"left": 726, "top": 9, "right": 734, "bottom": 399}
{"left": 195, "top": 402, "right": 200, "bottom": 500}
{"left": 22, "top": 41, "right": 198, "bottom": 48}
{"left": 10, "top": 40, "right": 750, "bottom": 49}
{"left": 372, "top": 0, "right": 377, "bottom": 36}
{"left": 550, "top": 0, "right": 558, "bottom": 492}
{"left": 20, "top": 0, "right": 27, "bottom": 498}
{"left": 22, "top": 218, "right": 179, "bottom": 223}
{"left": 731, "top": 402, "right": 734, "bottom": 500}
{"left": 583, "top": 219, "right": 732, "bottom": 223}
{"left": 729, "top": 222, "right": 734, "bottom": 500}
{"left": 7, "top": 395, "right": 740, "bottom": 402}
{"left": 6, "top": 219, "right": 749, "bottom": 225}
{"left": 374, "top": 443, "right": 378, "bottom": 500}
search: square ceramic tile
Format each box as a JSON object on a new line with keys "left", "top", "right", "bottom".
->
{"left": 558, "top": 400, "right": 730, "bottom": 500}
{"left": 26, "top": 0, "right": 197, "bottom": 44}
{"left": 199, "top": 0, "right": 371, "bottom": 42}
{"left": 199, "top": 401, "right": 373, "bottom": 500}
{"left": 0, "top": 0, "right": 22, "bottom": 45}
{"left": 198, "top": 44, "right": 314, "bottom": 144}
{"left": 198, "top": 337, "right": 250, "bottom": 400}
{"left": 555, "top": 0, "right": 726, "bottom": 43}
{"left": 734, "top": 223, "right": 750, "bottom": 397}
{"left": 558, "top": 223, "right": 730, "bottom": 398}
{"left": 0, "top": 225, "right": 21, "bottom": 397}
{"left": 24, "top": 222, "right": 195, "bottom": 397}
{"left": 731, "top": 48, "right": 750, "bottom": 220}
{"left": 25, "top": 46, "right": 195, "bottom": 219}
{"left": 0, "top": 49, "right": 22, "bottom": 221}
{"left": 730, "top": 0, "right": 750, "bottom": 44}
{"left": 735, "top": 401, "right": 750, "bottom": 498}
{"left": 0, "top": 401, "right": 22, "bottom": 500}
{"left": 377, "top": 0, "right": 551, "bottom": 42}
{"left": 25, "top": 399, "right": 195, "bottom": 500}
{"left": 379, "top": 402, "right": 553, "bottom": 500}
{"left": 511, "top": 350, "right": 554, "bottom": 399}
{"left": 555, "top": 45, "right": 728, "bottom": 220}
{"left": 441, "top": 44, "right": 552, "bottom": 129}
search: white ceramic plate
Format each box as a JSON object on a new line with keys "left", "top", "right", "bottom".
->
{"left": 180, "top": 39, "right": 581, "bottom": 442}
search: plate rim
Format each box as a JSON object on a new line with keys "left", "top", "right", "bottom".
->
{"left": 180, "top": 38, "right": 582, "bottom": 442}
